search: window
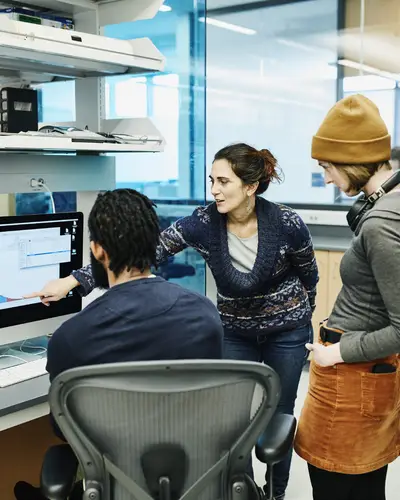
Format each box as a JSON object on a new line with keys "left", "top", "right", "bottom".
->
{"left": 343, "top": 76, "right": 395, "bottom": 139}
{"left": 105, "top": 76, "right": 148, "bottom": 119}
{"left": 104, "top": 2, "right": 206, "bottom": 295}
{"left": 37, "top": 81, "right": 76, "bottom": 123}
{"left": 205, "top": 0, "right": 339, "bottom": 205}
{"left": 106, "top": 73, "right": 180, "bottom": 188}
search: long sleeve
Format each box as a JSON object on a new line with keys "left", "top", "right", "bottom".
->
{"left": 156, "top": 207, "right": 209, "bottom": 263}
{"left": 286, "top": 211, "right": 319, "bottom": 311}
{"left": 340, "top": 217, "right": 400, "bottom": 363}
{"left": 156, "top": 219, "right": 191, "bottom": 264}
{"left": 72, "top": 264, "right": 95, "bottom": 297}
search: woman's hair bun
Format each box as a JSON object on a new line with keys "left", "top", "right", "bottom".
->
{"left": 257, "top": 148, "right": 281, "bottom": 189}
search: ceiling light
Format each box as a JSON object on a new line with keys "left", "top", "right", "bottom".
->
{"left": 337, "top": 59, "right": 399, "bottom": 80}
{"left": 159, "top": 4, "right": 172, "bottom": 12}
{"left": 199, "top": 17, "right": 256, "bottom": 35}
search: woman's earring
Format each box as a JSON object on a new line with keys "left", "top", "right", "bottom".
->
{"left": 246, "top": 197, "right": 251, "bottom": 213}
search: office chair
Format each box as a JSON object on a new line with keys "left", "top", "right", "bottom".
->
{"left": 40, "top": 360, "right": 297, "bottom": 500}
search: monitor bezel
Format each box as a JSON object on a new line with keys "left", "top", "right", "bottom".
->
{"left": 0, "top": 211, "right": 84, "bottom": 331}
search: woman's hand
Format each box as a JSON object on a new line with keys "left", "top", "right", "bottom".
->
{"left": 306, "top": 341, "right": 344, "bottom": 367}
{"left": 24, "top": 275, "right": 79, "bottom": 306}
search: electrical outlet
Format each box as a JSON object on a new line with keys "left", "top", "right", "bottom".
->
{"left": 30, "top": 178, "right": 45, "bottom": 189}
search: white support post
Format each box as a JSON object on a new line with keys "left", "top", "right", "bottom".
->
{"left": 73, "top": 8, "right": 116, "bottom": 261}
{"left": 74, "top": 8, "right": 103, "bottom": 131}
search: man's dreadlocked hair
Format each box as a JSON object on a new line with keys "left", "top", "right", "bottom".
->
{"left": 88, "top": 189, "right": 160, "bottom": 277}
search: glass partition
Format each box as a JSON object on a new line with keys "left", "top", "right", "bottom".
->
{"left": 104, "top": 1, "right": 207, "bottom": 294}
{"left": 206, "top": 0, "right": 339, "bottom": 205}
{"left": 206, "top": 0, "right": 399, "bottom": 208}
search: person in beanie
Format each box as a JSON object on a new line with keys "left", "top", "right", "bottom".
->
{"left": 295, "top": 94, "right": 400, "bottom": 500}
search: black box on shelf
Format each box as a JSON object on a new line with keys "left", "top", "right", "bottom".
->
{"left": 0, "top": 87, "right": 39, "bottom": 133}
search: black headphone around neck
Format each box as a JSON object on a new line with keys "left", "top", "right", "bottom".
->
{"left": 347, "top": 169, "right": 400, "bottom": 232}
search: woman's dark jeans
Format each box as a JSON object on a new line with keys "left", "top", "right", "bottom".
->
{"left": 224, "top": 323, "right": 312, "bottom": 499}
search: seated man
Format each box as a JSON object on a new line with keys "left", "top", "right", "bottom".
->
{"left": 46, "top": 188, "right": 223, "bottom": 395}
{"left": 15, "top": 189, "right": 223, "bottom": 500}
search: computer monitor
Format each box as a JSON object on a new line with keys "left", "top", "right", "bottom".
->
{"left": 0, "top": 212, "right": 83, "bottom": 343}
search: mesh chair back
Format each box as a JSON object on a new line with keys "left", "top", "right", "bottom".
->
{"left": 49, "top": 360, "right": 280, "bottom": 500}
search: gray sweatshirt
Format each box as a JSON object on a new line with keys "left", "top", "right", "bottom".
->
{"left": 328, "top": 192, "right": 400, "bottom": 363}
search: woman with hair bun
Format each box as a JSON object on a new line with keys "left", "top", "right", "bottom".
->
{"left": 29, "top": 142, "right": 318, "bottom": 500}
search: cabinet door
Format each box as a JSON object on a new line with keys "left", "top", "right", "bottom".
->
{"left": 0, "top": 415, "right": 62, "bottom": 500}
{"left": 327, "top": 251, "right": 344, "bottom": 315}
{"left": 0, "top": 194, "right": 10, "bottom": 216}
{"left": 312, "top": 250, "right": 329, "bottom": 341}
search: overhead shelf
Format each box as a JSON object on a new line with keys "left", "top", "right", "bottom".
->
{"left": 0, "top": 134, "right": 165, "bottom": 153}
{"left": 0, "top": 16, "right": 165, "bottom": 83}
{"left": 0, "top": 117, "right": 165, "bottom": 153}
{"left": 0, "top": 0, "right": 165, "bottom": 25}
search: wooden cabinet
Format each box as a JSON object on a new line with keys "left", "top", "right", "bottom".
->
{"left": 312, "top": 250, "right": 345, "bottom": 341}
{"left": 0, "top": 416, "right": 62, "bottom": 500}
{"left": 327, "top": 251, "right": 344, "bottom": 309}
{"left": 0, "top": 194, "right": 11, "bottom": 216}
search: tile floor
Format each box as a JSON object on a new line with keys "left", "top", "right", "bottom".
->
{"left": 252, "top": 368, "right": 400, "bottom": 500}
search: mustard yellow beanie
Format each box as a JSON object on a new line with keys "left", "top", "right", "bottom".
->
{"left": 311, "top": 94, "right": 391, "bottom": 164}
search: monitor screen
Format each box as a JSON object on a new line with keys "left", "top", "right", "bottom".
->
{"left": 0, "top": 212, "right": 83, "bottom": 330}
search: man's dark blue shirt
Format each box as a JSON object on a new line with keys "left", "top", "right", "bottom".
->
{"left": 46, "top": 277, "right": 224, "bottom": 438}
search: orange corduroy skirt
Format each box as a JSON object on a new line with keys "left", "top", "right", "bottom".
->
{"left": 295, "top": 355, "right": 400, "bottom": 474}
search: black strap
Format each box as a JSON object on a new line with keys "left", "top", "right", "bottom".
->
{"left": 319, "top": 325, "right": 342, "bottom": 345}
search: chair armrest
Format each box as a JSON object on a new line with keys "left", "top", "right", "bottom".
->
{"left": 40, "top": 444, "right": 79, "bottom": 500}
{"left": 255, "top": 413, "right": 297, "bottom": 465}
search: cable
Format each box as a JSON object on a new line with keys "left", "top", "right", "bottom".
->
{"left": 31, "top": 178, "right": 56, "bottom": 214}
{"left": 39, "top": 180, "right": 56, "bottom": 214}
{"left": 19, "top": 340, "right": 47, "bottom": 356}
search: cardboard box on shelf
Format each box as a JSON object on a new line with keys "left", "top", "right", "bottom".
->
{"left": 0, "top": 7, "right": 74, "bottom": 30}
